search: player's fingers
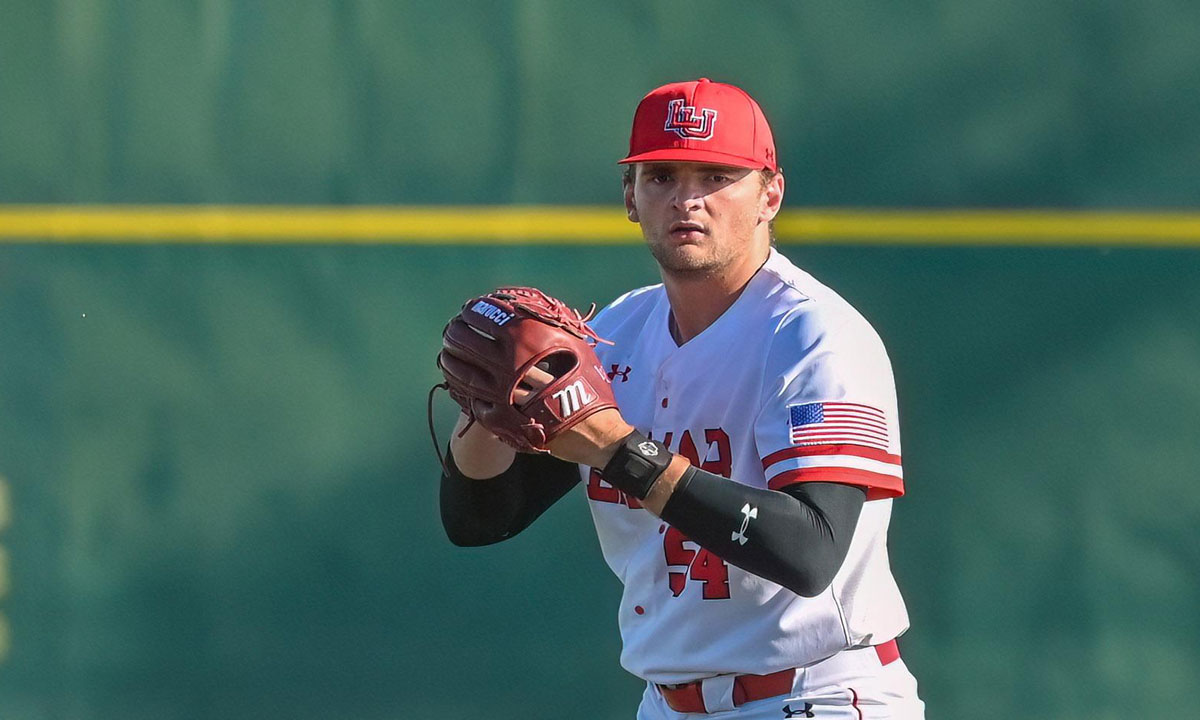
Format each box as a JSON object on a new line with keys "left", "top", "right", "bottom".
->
{"left": 523, "top": 364, "right": 556, "bottom": 388}
{"left": 513, "top": 362, "right": 555, "bottom": 406}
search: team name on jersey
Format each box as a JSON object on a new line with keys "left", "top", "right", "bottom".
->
{"left": 588, "top": 425, "right": 737, "bottom": 601}
{"left": 470, "top": 300, "right": 513, "bottom": 326}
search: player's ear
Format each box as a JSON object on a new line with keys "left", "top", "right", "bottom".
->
{"left": 623, "top": 179, "right": 639, "bottom": 223}
{"left": 759, "top": 170, "right": 784, "bottom": 224}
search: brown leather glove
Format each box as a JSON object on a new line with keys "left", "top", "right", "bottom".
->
{"left": 434, "top": 287, "right": 618, "bottom": 453}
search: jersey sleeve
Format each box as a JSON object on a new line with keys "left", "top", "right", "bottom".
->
{"left": 754, "top": 304, "right": 904, "bottom": 501}
{"left": 588, "top": 284, "right": 661, "bottom": 367}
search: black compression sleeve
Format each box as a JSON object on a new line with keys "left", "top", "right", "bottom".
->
{"left": 439, "top": 449, "right": 581, "bottom": 547}
{"left": 659, "top": 467, "right": 866, "bottom": 597}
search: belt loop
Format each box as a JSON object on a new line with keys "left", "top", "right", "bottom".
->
{"left": 657, "top": 667, "right": 799, "bottom": 714}
{"left": 875, "top": 638, "right": 900, "bottom": 666}
{"left": 700, "top": 675, "right": 737, "bottom": 713}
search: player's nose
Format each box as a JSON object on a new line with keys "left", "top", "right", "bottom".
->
{"left": 670, "top": 179, "right": 706, "bottom": 212}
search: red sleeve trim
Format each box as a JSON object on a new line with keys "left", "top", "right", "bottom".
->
{"left": 761, "top": 444, "right": 901, "bottom": 469}
{"left": 768, "top": 467, "right": 904, "bottom": 501}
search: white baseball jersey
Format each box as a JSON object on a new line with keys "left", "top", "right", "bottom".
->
{"left": 584, "top": 248, "right": 910, "bottom": 685}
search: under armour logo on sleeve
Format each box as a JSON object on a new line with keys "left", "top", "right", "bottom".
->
{"left": 731, "top": 503, "right": 758, "bottom": 545}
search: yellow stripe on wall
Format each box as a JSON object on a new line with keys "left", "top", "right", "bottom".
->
{"left": 2, "top": 205, "right": 1200, "bottom": 245}
{"left": 0, "top": 206, "right": 636, "bottom": 244}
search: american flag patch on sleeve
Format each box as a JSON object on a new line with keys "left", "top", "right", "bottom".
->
{"left": 789, "top": 402, "right": 889, "bottom": 450}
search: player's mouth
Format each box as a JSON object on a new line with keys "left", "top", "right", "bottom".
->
{"left": 668, "top": 221, "right": 707, "bottom": 240}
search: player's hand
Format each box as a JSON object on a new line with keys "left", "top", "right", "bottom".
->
{"left": 447, "top": 411, "right": 517, "bottom": 479}
{"left": 515, "top": 364, "right": 633, "bottom": 468}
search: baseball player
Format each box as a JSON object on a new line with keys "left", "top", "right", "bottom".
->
{"left": 437, "top": 79, "right": 924, "bottom": 718}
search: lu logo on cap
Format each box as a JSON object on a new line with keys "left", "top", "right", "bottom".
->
{"left": 664, "top": 99, "right": 717, "bottom": 140}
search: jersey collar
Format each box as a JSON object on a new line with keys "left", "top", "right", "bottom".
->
{"left": 660, "top": 249, "right": 780, "bottom": 351}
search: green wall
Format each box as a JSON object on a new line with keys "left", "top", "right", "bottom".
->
{"left": 3, "top": 1, "right": 1198, "bottom": 207}
{"left": 3, "top": 246, "right": 1198, "bottom": 720}
{"left": 2, "top": 2, "right": 1199, "bottom": 719}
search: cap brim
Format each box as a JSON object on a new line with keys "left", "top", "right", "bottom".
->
{"left": 618, "top": 147, "right": 773, "bottom": 171}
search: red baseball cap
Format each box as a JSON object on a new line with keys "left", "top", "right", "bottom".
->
{"left": 619, "top": 78, "right": 778, "bottom": 172}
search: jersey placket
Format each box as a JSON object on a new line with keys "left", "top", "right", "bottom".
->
{"left": 638, "top": 293, "right": 677, "bottom": 441}
{"left": 650, "top": 294, "right": 746, "bottom": 450}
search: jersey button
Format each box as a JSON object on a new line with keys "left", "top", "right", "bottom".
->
{"left": 661, "top": 397, "right": 668, "bottom": 408}
{"left": 634, "top": 606, "right": 645, "bottom": 615}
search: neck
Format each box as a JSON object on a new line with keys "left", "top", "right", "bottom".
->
{"left": 663, "top": 242, "right": 771, "bottom": 345}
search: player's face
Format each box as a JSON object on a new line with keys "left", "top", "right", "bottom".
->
{"left": 625, "top": 162, "right": 783, "bottom": 276}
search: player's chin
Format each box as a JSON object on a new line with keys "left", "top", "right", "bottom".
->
{"left": 652, "top": 248, "right": 715, "bottom": 274}
{"left": 649, "top": 243, "right": 718, "bottom": 273}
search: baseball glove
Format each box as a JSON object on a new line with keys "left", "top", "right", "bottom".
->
{"left": 430, "top": 287, "right": 618, "bottom": 462}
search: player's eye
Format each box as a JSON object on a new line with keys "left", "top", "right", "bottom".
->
{"left": 710, "top": 174, "right": 730, "bottom": 183}
{"left": 651, "top": 173, "right": 672, "bottom": 184}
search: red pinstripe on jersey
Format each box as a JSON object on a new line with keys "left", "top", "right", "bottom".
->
{"left": 762, "top": 443, "right": 901, "bottom": 468}
{"left": 763, "top": 443, "right": 904, "bottom": 500}
{"left": 768, "top": 467, "right": 903, "bottom": 501}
